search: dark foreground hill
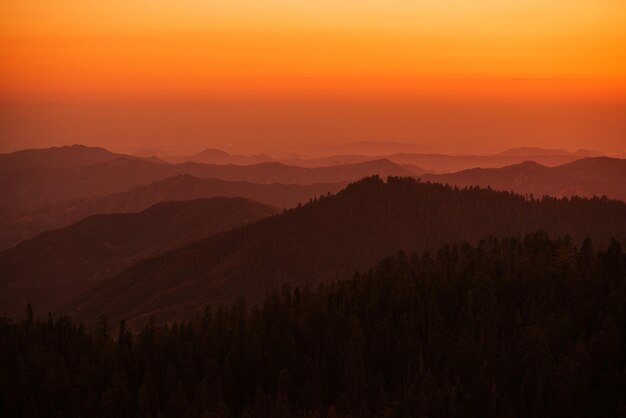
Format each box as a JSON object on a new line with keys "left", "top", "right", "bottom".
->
{"left": 71, "top": 176, "right": 626, "bottom": 325}
{"left": 1, "top": 233, "right": 624, "bottom": 417}
{"left": 0, "top": 175, "right": 345, "bottom": 251}
{"left": 423, "top": 157, "right": 626, "bottom": 201}
{"left": 0, "top": 197, "right": 278, "bottom": 317}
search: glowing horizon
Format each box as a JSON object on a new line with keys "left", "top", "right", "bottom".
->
{"left": 1, "top": 1, "right": 625, "bottom": 154}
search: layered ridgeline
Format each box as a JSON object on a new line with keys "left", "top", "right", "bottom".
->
{"left": 70, "top": 176, "right": 626, "bottom": 325}
{"left": 150, "top": 143, "right": 592, "bottom": 170}
{"left": 0, "top": 144, "right": 163, "bottom": 170}
{"left": 423, "top": 157, "right": 626, "bottom": 202}
{"left": 165, "top": 148, "right": 274, "bottom": 165}
{"left": 0, "top": 175, "right": 346, "bottom": 251}
{"left": 0, "top": 147, "right": 414, "bottom": 216}
{"left": 0, "top": 197, "right": 278, "bottom": 317}
{"left": 1, "top": 234, "right": 624, "bottom": 417}
{"left": 284, "top": 149, "right": 592, "bottom": 172}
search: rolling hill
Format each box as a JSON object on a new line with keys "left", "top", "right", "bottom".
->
{"left": 495, "top": 147, "right": 596, "bottom": 157}
{"left": 0, "top": 156, "right": 413, "bottom": 216}
{"left": 422, "top": 157, "right": 626, "bottom": 201}
{"left": 69, "top": 176, "right": 626, "bottom": 326}
{"left": 280, "top": 147, "right": 592, "bottom": 172}
{"left": 0, "top": 175, "right": 346, "bottom": 251}
{"left": 0, "top": 144, "right": 162, "bottom": 170}
{"left": 384, "top": 152, "right": 587, "bottom": 173}
{"left": 0, "top": 197, "right": 278, "bottom": 317}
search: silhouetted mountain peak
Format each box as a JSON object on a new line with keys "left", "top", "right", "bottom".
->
{"left": 422, "top": 157, "right": 626, "bottom": 201}
{"left": 0, "top": 144, "right": 121, "bottom": 170}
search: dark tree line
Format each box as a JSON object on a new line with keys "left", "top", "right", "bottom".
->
{"left": 1, "top": 232, "right": 625, "bottom": 417}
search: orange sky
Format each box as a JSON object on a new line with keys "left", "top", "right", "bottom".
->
{"left": 1, "top": 0, "right": 625, "bottom": 153}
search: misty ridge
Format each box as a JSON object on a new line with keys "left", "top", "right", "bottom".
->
{"left": 1, "top": 143, "right": 625, "bottom": 321}
{"left": 1, "top": 143, "right": 625, "bottom": 316}
{"left": 2, "top": 144, "right": 623, "bottom": 250}
{"left": 0, "top": 143, "right": 625, "bottom": 417}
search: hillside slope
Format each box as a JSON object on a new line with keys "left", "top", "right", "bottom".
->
{"left": 0, "top": 197, "right": 278, "bottom": 317}
{"left": 70, "top": 176, "right": 626, "bottom": 325}
{"left": 0, "top": 157, "right": 412, "bottom": 215}
{"left": 0, "top": 175, "right": 346, "bottom": 251}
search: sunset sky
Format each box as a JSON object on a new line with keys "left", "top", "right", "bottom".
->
{"left": 1, "top": 0, "right": 625, "bottom": 154}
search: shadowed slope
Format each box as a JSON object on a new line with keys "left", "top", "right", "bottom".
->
{"left": 0, "top": 175, "right": 346, "bottom": 251}
{"left": 0, "top": 197, "right": 278, "bottom": 317}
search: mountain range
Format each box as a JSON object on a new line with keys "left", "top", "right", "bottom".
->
{"left": 133, "top": 143, "right": 597, "bottom": 172}
{"left": 0, "top": 155, "right": 414, "bottom": 216}
{"left": 0, "top": 197, "right": 278, "bottom": 317}
{"left": 0, "top": 175, "right": 346, "bottom": 251}
{"left": 423, "top": 157, "right": 626, "bottom": 201}
{"left": 1, "top": 145, "right": 623, "bottom": 255}
{"left": 65, "top": 176, "right": 626, "bottom": 326}
{"left": 367, "top": 151, "right": 594, "bottom": 173}
{"left": 0, "top": 144, "right": 163, "bottom": 170}
{"left": 495, "top": 147, "right": 596, "bottom": 157}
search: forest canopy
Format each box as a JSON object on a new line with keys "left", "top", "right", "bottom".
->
{"left": 1, "top": 232, "right": 625, "bottom": 417}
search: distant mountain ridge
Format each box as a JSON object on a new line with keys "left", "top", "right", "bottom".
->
{"left": 68, "top": 176, "right": 626, "bottom": 326}
{"left": 0, "top": 175, "right": 347, "bottom": 251}
{"left": 374, "top": 152, "right": 589, "bottom": 173}
{"left": 0, "top": 144, "right": 163, "bottom": 170}
{"left": 0, "top": 154, "right": 414, "bottom": 216}
{"left": 0, "top": 144, "right": 605, "bottom": 220}
{"left": 169, "top": 148, "right": 274, "bottom": 165}
{"left": 495, "top": 147, "right": 596, "bottom": 157}
{"left": 0, "top": 197, "right": 278, "bottom": 317}
{"left": 280, "top": 148, "right": 595, "bottom": 172}
{"left": 423, "top": 157, "right": 626, "bottom": 201}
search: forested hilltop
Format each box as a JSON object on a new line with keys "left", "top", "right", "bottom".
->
{"left": 2, "top": 233, "right": 625, "bottom": 417}
{"left": 71, "top": 176, "right": 626, "bottom": 326}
